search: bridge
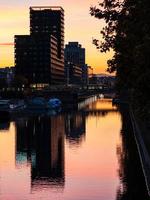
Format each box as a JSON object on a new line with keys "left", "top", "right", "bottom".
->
{"left": 0, "top": 84, "right": 115, "bottom": 103}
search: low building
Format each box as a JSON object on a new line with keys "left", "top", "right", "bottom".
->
{"left": 89, "top": 74, "right": 116, "bottom": 88}
{"left": 65, "top": 61, "right": 82, "bottom": 85}
{"left": 0, "top": 67, "right": 15, "bottom": 87}
{"left": 65, "top": 42, "right": 85, "bottom": 66}
{"left": 65, "top": 42, "right": 89, "bottom": 85}
{"left": 88, "top": 66, "right": 93, "bottom": 79}
{"left": 82, "top": 65, "right": 94, "bottom": 85}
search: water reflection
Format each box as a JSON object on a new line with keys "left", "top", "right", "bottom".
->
{"left": 65, "top": 113, "right": 86, "bottom": 147}
{"left": 0, "top": 98, "right": 148, "bottom": 199}
{"left": 16, "top": 116, "right": 65, "bottom": 190}
{"left": 116, "top": 106, "right": 149, "bottom": 200}
{"left": 79, "top": 98, "right": 118, "bottom": 117}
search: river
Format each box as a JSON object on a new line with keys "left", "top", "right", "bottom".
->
{"left": 0, "top": 98, "right": 148, "bottom": 200}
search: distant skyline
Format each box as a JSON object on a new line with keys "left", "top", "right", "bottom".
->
{"left": 0, "top": 0, "right": 113, "bottom": 73}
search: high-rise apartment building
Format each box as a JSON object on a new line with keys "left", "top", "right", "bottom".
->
{"left": 15, "top": 6, "right": 65, "bottom": 86}
{"left": 65, "top": 42, "right": 85, "bottom": 66}
{"left": 30, "top": 7, "right": 64, "bottom": 59}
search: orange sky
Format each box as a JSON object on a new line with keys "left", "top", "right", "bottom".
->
{"left": 0, "top": 0, "right": 113, "bottom": 73}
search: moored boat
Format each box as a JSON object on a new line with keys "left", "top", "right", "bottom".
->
{"left": 26, "top": 97, "right": 62, "bottom": 113}
{"left": 0, "top": 99, "right": 26, "bottom": 113}
{"left": 9, "top": 100, "right": 26, "bottom": 112}
{"left": 47, "top": 98, "right": 62, "bottom": 109}
{"left": 27, "top": 97, "right": 47, "bottom": 110}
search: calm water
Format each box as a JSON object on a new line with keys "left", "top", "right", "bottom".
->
{"left": 0, "top": 98, "right": 148, "bottom": 200}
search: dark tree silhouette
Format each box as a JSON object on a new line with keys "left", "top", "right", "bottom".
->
{"left": 90, "top": 0, "right": 150, "bottom": 120}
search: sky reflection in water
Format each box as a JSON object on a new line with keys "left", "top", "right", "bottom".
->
{"left": 0, "top": 98, "right": 147, "bottom": 200}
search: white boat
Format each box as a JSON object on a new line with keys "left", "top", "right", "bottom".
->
{"left": 9, "top": 100, "right": 26, "bottom": 111}
{"left": 0, "top": 99, "right": 26, "bottom": 113}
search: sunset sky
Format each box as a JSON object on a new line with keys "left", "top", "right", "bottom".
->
{"left": 0, "top": 0, "right": 113, "bottom": 73}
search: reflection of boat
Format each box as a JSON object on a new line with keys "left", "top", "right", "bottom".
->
{"left": 47, "top": 107, "right": 62, "bottom": 116}
{"left": 0, "top": 100, "right": 10, "bottom": 120}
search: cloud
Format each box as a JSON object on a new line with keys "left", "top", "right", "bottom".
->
{"left": 0, "top": 43, "right": 14, "bottom": 46}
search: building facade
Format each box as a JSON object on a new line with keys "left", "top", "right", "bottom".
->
{"left": 65, "top": 42, "right": 85, "bottom": 66}
{"left": 30, "top": 6, "right": 64, "bottom": 60}
{"left": 65, "top": 61, "right": 82, "bottom": 85}
{"left": 15, "top": 6, "right": 65, "bottom": 87}
{"left": 0, "top": 67, "right": 15, "bottom": 87}
{"left": 65, "top": 42, "right": 90, "bottom": 85}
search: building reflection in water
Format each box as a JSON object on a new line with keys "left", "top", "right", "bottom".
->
{"left": 1, "top": 98, "right": 147, "bottom": 200}
{"left": 65, "top": 113, "right": 86, "bottom": 147}
{"left": 16, "top": 115, "right": 65, "bottom": 191}
{"left": 116, "top": 106, "right": 149, "bottom": 200}
{"left": 65, "top": 99, "right": 118, "bottom": 148}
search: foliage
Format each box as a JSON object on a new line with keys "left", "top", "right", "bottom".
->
{"left": 90, "top": 0, "right": 150, "bottom": 121}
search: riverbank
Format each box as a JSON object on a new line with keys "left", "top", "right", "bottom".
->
{"left": 130, "top": 109, "right": 150, "bottom": 196}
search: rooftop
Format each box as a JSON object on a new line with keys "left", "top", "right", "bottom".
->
{"left": 30, "top": 6, "right": 64, "bottom": 11}
{"left": 66, "top": 42, "right": 83, "bottom": 48}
